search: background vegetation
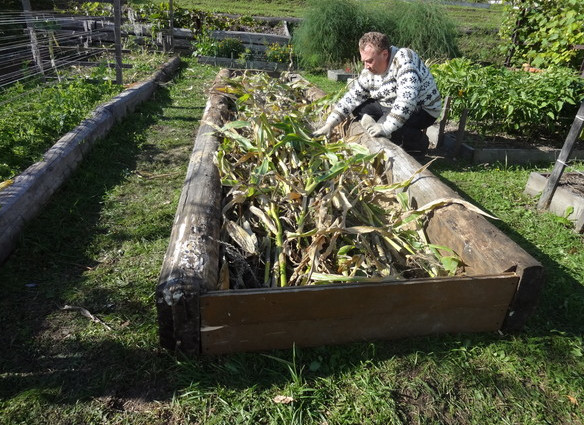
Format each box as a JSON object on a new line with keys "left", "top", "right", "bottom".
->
{"left": 292, "top": 0, "right": 459, "bottom": 69}
{"left": 1, "top": 0, "right": 584, "bottom": 424}
{"left": 499, "top": 0, "right": 584, "bottom": 69}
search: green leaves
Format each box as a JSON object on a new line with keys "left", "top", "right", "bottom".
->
{"left": 431, "top": 59, "right": 584, "bottom": 140}
{"left": 499, "top": 0, "right": 584, "bottom": 69}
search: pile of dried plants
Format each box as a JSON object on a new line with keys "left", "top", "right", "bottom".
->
{"left": 212, "top": 72, "right": 462, "bottom": 289}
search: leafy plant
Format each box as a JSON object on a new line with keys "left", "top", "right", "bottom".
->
{"left": 372, "top": 0, "right": 460, "bottom": 60}
{"left": 431, "top": 58, "right": 584, "bottom": 140}
{"left": 499, "top": 0, "right": 584, "bottom": 69}
{"left": 265, "top": 43, "right": 295, "bottom": 64}
{"left": 292, "top": 0, "right": 370, "bottom": 69}
{"left": 216, "top": 37, "right": 246, "bottom": 58}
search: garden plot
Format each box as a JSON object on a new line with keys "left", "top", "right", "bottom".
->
{"left": 444, "top": 133, "right": 584, "bottom": 164}
{"left": 156, "top": 69, "right": 545, "bottom": 355}
{"left": 196, "top": 19, "right": 294, "bottom": 71}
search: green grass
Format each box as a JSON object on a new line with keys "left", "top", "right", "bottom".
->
{"left": 0, "top": 2, "right": 581, "bottom": 423}
{"left": 1, "top": 56, "right": 583, "bottom": 424}
{"left": 152, "top": 0, "right": 307, "bottom": 17}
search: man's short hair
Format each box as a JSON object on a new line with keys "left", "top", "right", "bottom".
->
{"left": 359, "top": 32, "right": 390, "bottom": 53}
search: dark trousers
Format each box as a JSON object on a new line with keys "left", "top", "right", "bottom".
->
{"left": 353, "top": 99, "right": 436, "bottom": 154}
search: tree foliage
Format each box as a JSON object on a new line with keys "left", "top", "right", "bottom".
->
{"left": 500, "top": 0, "right": 584, "bottom": 69}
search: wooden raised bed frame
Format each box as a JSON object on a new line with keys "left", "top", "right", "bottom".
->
{"left": 156, "top": 69, "right": 545, "bottom": 355}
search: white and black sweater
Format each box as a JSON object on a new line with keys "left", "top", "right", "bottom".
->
{"left": 326, "top": 46, "right": 442, "bottom": 135}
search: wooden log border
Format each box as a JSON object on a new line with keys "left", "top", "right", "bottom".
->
{"left": 345, "top": 125, "right": 545, "bottom": 331}
{"left": 0, "top": 56, "right": 182, "bottom": 266}
{"left": 157, "top": 69, "right": 545, "bottom": 355}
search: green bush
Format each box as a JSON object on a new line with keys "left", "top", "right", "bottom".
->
{"left": 499, "top": 0, "right": 584, "bottom": 69}
{"left": 292, "top": 0, "right": 371, "bottom": 69}
{"left": 265, "top": 43, "right": 294, "bottom": 63}
{"left": 216, "top": 38, "right": 246, "bottom": 58}
{"left": 292, "top": 0, "right": 459, "bottom": 70}
{"left": 377, "top": 0, "right": 459, "bottom": 60}
{"left": 431, "top": 58, "right": 584, "bottom": 140}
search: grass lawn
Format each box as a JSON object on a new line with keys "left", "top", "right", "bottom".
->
{"left": 1, "top": 54, "right": 583, "bottom": 424}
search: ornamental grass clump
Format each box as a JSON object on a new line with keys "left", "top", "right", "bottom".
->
{"left": 213, "top": 72, "right": 461, "bottom": 289}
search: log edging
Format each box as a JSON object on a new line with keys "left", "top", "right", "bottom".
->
{"left": 0, "top": 56, "right": 182, "bottom": 265}
{"left": 346, "top": 125, "right": 545, "bottom": 331}
{"left": 156, "top": 69, "right": 545, "bottom": 354}
{"left": 156, "top": 68, "right": 232, "bottom": 354}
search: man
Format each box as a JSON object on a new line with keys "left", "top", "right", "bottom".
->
{"left": 313, "top": 32, "right": 442, "bottom": 155}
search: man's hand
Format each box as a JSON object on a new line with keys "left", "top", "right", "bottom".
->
{"left": 360, "top": 114, "right": 385, "bottom": 137}
{"left": 312, "top": 122, "right": 335, "bottom": 138}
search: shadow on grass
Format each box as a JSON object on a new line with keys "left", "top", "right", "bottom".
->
{"left": 428, "top": 156, "right": 584, "bottom": 337}
{"left": 0, "top": 79, "right": 180, "bottom": 404}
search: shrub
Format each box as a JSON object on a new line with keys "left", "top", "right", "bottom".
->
{"left": 377, "top": 0, "right": 459, "bottom": 60}
{"left": 431, "top": 58, "right": 584, "bottom": 140}
{"left": 499, "top": 0, "right": 584, "bottom": 69}
{"left": 292, "top": 0, "right": 371, "bottom": 69}
{"left": 216, "top": 38, "right": 246, "bottom": 59}
{"left": 292, "top": 0, "right": 459, "bottom": 70}
{"left": 265, "top": 43, "right": 294, "bottom": 64}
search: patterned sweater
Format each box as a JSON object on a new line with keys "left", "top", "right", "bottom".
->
{"left": 326, "top": 46, "right": 442, "bottom": 135}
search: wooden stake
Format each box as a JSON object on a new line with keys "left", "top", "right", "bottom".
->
{"left": 537, "top": 101, "right": 584, "bottom": 211}
{"left": 113, "top": 0, "right": 123, "bottom": 84}
{"left": 21, "top": 0, "right": 45, "bottom": 80}
{"left": 436, "top": 95, "right": 451, "bottom": 149}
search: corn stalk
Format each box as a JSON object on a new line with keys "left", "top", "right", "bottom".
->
{"left": 213, "top": 71, "right": 463, "bottom": 289}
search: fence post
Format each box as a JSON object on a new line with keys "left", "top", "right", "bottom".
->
{"left": 169, "top": 0, "right": 174, "bottom": 52}
{"left": 436, "top": 95, "right": 451, "bottom": 149}
{"left": 21, "top": 0, "right": 45, "bottom": 81}
{"left": 113, "top": 0, "right": 123, "bottom": 84}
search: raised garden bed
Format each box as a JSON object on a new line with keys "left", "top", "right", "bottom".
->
{"left": 196, "top": 25, "right": 293, "bottom": 71}
{"left": 0, "top": 57, "right": 181, "bottom": 266}
{"left": 524, "top": 171, "right": 584, "bottom": 232}
{"left": 440, "top": 128, "right": 584, "bottom": 164}
{"left": 156, "top": 69, "right": 545, "bottom": 356}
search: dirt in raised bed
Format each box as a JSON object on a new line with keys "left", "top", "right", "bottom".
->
{"left": 557, "top": 173, "right": 584, "bottom": 196}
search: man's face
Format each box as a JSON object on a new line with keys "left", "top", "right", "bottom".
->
{"left": 360, "top": 44, "right": 389, "bottom": 75}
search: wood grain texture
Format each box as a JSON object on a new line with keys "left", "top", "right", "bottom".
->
{"left": 200, "top": 274, "right": 519, "bottom": 354}
{"left": 346, "top": 123, "right": 545, "bottom": 330}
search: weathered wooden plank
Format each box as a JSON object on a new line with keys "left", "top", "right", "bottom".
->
{"left": 211, "top": 30, "right": 290, "bottom": 46}
{"left": 200, "top": 274, "right": 519, "bottom": 354}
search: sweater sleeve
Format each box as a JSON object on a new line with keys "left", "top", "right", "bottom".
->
{"left": 325, "top": 73, "right": 372, "bottom": 125}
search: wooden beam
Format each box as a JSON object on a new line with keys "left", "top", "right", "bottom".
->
{"left": 345, "top": 122, "right": 545, "bottom": 331}
{"left": 156, "top": 69, "right": 232, "bottom": 354}
{"left": 200, "top": 274, "right": 519, "bottom": 354}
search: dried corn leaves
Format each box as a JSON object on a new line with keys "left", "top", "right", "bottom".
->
{"left": 212, "top": 72, "right": 461, "bottom": 289}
